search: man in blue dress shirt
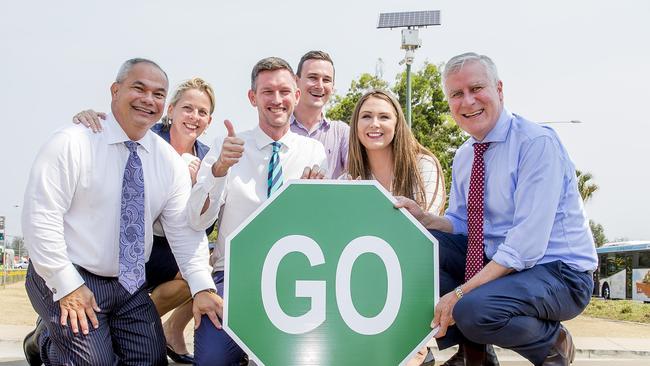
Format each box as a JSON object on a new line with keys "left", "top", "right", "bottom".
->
{"left": 396, "top": 52, "right": 597, "bottom": 366}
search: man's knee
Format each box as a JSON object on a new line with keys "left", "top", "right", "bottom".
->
{"left": 194, "top": 316, "right": 244, "bottom": 366}
{"left": 136, "top": 347, "right": 167, "bottom": 366}
{"left": 45, "top": 334, "right": 118, "bottom": 366}
{"left": 453, "top": 292, "right": 505, "bottom": 344}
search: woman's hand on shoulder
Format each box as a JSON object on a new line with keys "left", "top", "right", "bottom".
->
{"left": 72, "top": 109, "right": 106, "bottom": 133}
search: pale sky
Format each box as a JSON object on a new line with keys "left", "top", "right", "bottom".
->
{"left": 1, "top": 0, "right": 648, "bottom": 242}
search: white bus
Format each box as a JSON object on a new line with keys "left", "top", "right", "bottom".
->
{"left": 595, "top": 241, "right": 650, "bottom": 302}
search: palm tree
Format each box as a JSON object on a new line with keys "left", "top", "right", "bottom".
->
{"left": 576, "top": 169, "right": 598, "bottom": 203}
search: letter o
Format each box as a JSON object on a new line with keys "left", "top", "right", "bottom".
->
{"left": 335, "top": 236, "right": 402, "bottom": 335}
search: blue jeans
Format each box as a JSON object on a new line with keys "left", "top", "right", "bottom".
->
{"left": 431, "top": 230, "right": 593, "bottom": 366}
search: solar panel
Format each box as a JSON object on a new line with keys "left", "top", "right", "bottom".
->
{"left": 377, "top": 10, "right": 441, "bottom": 29}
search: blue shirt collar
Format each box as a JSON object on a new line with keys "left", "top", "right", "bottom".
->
{"left": 468, "top": 107, "right": 513, "bottom": 145}
{"left": 150, "top": 123, "right": 210, "bottom": 160}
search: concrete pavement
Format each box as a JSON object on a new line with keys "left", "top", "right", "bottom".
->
{"left": 2, "top": 278, "right": 649, "bottom": 364}
{"left": 1, "top": 322, "right": 650, "bottom": 365}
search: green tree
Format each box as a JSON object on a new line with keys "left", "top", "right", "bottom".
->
{"left": 576, "top": 169, "right": 598, "bottom": 203}
{"left": 326, "top": 62, "right": 466, "bottom": 194}
{"left": 326, "top": 73, "right": 388, "bottom": 124}
{"left": 575, "top": 170, "right": 608, "bottom": 246}
{"left": 589, "top": 220, "right": 607, "bottom": 247}
{"left": 10, "top": 236, "right": 27, "bottom": 257}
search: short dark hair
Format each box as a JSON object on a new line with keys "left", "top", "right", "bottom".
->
{"left": 250, "top": 57, "right": 295, "bottom": 91}
{"left": 116, "top": 58, "right": 168, "bottom": 84}
{"left": 296, "top": 50, "right": 334, "bottom": 77}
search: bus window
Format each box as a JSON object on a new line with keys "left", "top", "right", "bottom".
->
{"left": 599, "top": 255, "right": 607, "bottom": 277}
{"left": 640, "top": 252, "right": 650, "bottom": 268}
{"left": 606, "top": 255, "right": 617, "bottom": 276}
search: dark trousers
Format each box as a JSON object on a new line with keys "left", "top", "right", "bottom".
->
{"left": 25, "top": 265, "right": 167, "bottom": 366}
{"left": 431, "top": 230, "right": 593, "bottom": 366}
{"left": 193, "top": 271, "right": 245, "bottom": 366}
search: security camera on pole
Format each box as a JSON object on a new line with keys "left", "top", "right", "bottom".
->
{"left": 377, "top": 10, "right": 441, "bottom": 128}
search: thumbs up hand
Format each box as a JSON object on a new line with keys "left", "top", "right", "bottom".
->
{"left": 211, "top": 119, "right": 245, "bottom": 177}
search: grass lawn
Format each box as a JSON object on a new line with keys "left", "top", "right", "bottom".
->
{"left": 583, "top": 297, "right": 650, "bottom": 323}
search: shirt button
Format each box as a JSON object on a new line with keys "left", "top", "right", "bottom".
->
{"left": 52, "top": 288, "right": 57, "bottom": 294}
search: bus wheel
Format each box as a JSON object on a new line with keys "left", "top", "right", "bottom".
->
{"left": 602, "top": 283, "right": 611, "bottom": 299}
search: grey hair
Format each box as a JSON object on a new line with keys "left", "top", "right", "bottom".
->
{"left": 115, "top": 58, "right": 168, "bottom": 83}
{"left": 442, "top": 52, "right": 499, "bottom": 89}
{"left": 250, "top": 57, "right": 295, "bottom": 91}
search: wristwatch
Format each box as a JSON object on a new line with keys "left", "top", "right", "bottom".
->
{"left": 195, "top": 288, "right": 218, "bottom": 298}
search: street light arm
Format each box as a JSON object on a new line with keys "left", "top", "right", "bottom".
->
{"left": 538, "top": 120, "right": 583, "bottom": 125}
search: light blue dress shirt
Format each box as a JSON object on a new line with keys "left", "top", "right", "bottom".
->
{"left": 444, "top": 109, "right": 598, "bottom": 272}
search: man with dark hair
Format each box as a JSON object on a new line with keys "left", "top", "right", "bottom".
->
{"left": 292, "top": 50, "right": 349, "bottom": 178}
{"left": 396, "top": 52, "right": 597, "bottom": 366}
{"left": 188, "top": 56, "right": 327, "bottom": 365}
{"left": 22, "top": 58, "right": 220, "bottom": 365}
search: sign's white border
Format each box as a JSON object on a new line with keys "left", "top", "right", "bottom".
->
{"left": 223, "top": 180, "right": 440, "bottom": 366}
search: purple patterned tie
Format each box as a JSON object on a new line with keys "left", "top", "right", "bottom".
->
{"left": 119, "top": 141, "right": 145, "bottom": 293}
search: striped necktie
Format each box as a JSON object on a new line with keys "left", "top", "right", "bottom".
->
{"left": 267, "top": 141, "right": 283, "bottom": 197}
{"left": 465, "top": 142, "right": 490, "bottom": 282}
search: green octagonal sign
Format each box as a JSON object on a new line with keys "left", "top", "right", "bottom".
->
{"left": 224, "top": 181, "right": 439, "bottom": 365}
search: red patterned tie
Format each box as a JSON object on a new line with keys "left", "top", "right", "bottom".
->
{"left": 465, "top": 142, "right": 490, "bottom": 282}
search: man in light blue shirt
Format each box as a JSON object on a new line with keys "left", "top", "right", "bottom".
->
{"left": 396, "top": 52, "right": 597, "bottom": 366}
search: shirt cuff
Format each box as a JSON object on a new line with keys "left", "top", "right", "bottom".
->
{"left": 491, "top": 246, "right": 526, "bottom": 272}
{"left": 185, "top": 271, "right": 218, "bottom": 297}
{"left": 46, "top": 264, "right": 85, "bottom": 301}
{"left": 444, "top": 214, "right": 468, "bottom": 235}
{"left": 208, "top": 174, "right": 227, "bottom": 197}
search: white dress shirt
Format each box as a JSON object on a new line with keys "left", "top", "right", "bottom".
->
{"left": 22, "top": 114, "right": 215, "bottom": 301}
{"left": 189, "top": 126, "right": 327, "bottom": 272}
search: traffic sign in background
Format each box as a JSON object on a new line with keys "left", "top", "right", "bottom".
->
{"left": 224, "top": 181, "right": 439, "bottom": 365}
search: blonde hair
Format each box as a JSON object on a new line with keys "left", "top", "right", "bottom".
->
{"left": 161, "top": 77, "right": 215, "bottom": 127}
{"left": 348, "top": 89, "right": 445, "bottom": 213}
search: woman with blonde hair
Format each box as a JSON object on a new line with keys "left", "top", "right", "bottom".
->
{"left": 346, "top": 89, "right": 445, "bottom": 215}
{"left": 72, "top": 77, "right": 216, "bottom": 364}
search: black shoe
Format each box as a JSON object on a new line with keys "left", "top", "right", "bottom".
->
{"left": 239, "top": 353, "right": 249, "bottom": 366}
{"left": 166, "top": 344, "right": 194, "bottom": 364}
{"left": 443, "top": 343, "right": 500, "bottom": 366}
{"left": 485, "top": 344, "right": 500, "bottom": 366}
{"left": 23, "top": 318, "right": 44, "bottom": 366}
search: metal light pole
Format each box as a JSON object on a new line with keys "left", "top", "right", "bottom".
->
{"left": 539, "top": 120, "right": 583, "bottom": 125}
{"left": 12, "top": 205, "right": 20, "bottom": 260}
{"left": 0, "top": 215, "right": 5, "bottom": 288}
{"left": 377, "top": 10, "right": 441, "bottom": 128}
{"left": 402, "top": 49, "right": 415, "bottom": 127}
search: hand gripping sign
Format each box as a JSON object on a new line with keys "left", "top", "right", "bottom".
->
{"left": 223, "top": 181, "right": 439, "bottom": 366}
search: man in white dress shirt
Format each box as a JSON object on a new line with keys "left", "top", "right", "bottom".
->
{"left": 22, "top": 58, "right": 221, "bottom": 366}
{"left": 189, "top": 57, "right": 327, "bottom": 365}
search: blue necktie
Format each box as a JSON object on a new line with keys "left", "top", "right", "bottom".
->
{"left": 119, "top": 141, "right": 145, "bottom": 293}
{"left": 267, "top": 142, "right": 283, "bottom": 197}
